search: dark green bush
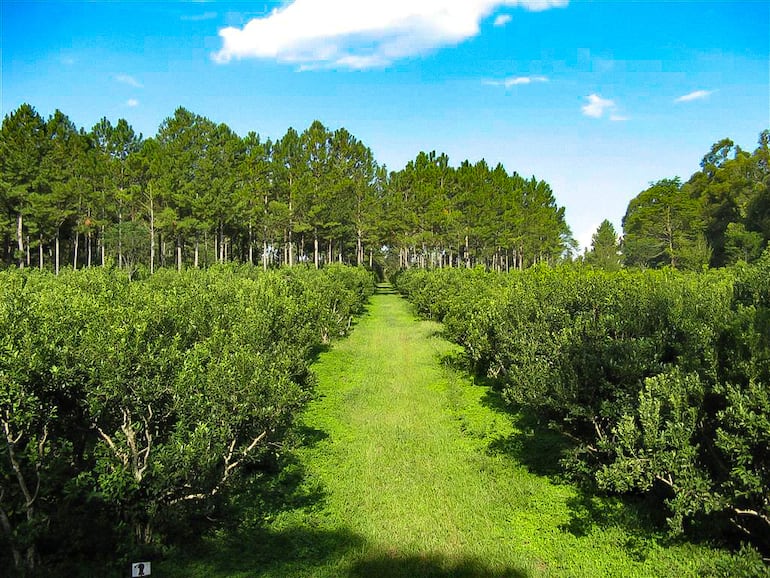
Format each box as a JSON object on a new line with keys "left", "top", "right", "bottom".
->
{"left": 0, "top": 265, "right": 373, "bottom": 575}
{"left": 397, "top": 259, "right": 769, "bottom": 556}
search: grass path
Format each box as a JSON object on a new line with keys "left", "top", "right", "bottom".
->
{"left": 165, "top": 287, "right": 737, "bottom": 577}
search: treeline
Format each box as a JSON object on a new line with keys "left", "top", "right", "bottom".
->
{"left": 0, "top": 104, "right": 573, "bottom": 275}
{"left": 396, "top": 254, "right": 770, "bottom": 560}
{"left": 0, "top": 264, "right": 373, "bottom": 575}
{"left": 586, "top": 131, "right": 770, "bottom": 270}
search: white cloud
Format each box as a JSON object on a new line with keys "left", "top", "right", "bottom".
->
{"left": 126, "top": 99, "right": 139, "bottom": 107}
{"left": 675, "top": 89, "right": 713, "bottom": 103}
{"left": 213, "top": 0, "right": 569, "bottom": 68}
{"left": 493, "top": 14, "right": 512, "bottom": 26}
{"left": 485, "top": 75, "right": 548, "bottom": 88}
{"left": 609, "top": 114, "right": 629, "bottom": 122}
{"left": 115, "top": 74, "right": 143, "bottom": 88}
{"left": 582, "top": 93, "right": 615, "bottom": 118}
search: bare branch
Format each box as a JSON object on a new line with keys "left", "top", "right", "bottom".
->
{"left": 94, "top": 424, "right": 129, "bottom": 467}
{"left": 138, "top": 405, "right": 153, "bottom": 480}
{"left": 169, "top": 430, "right": 269, "bottom": 505}
{"left": 224, "top": 429, "right": 268, "bottom": 480}
{"left": 593, "top": 418, "right": 605, "bottom": 442}
{"left": 2, "top": 419, "right": 36, "bottom": 509}
{"left": 655, "top": 473, "right": 676, "bottom": 490}
{"left": 733, "top": 507, "right": 770, "bottom": 527}
{"left": 31, "top": 425, "right": 48, "bottom": 504}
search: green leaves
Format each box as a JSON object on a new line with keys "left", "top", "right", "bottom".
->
{"left": 622, "top": 178, "right": 708, "bottom": 270}
{"left": 584, "top": 219, "right": 621, "bottom": 270}
{"left": 398, "top": 259, "right": 770, "bottom": 552}
{"left": 623, "top": 132, "right": 770, "bottom": 269}
{"left": 0, "top": 265, "right": 373, "bottom": 571}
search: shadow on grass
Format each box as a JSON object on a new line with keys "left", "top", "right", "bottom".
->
{"left": 561, "top": 489, "right": 668, "bottom": 538}
{"left": 478, "top": 386, "right": 574, "bottom": 479}
{"left": 375, "top": 283, "right": 399, "bottom": 295}
{"left": 349, "top": 551, "right": 529, "bottom": 578}
{"left": 461, "top": 378, "right": 685, "bottom": 563}
{"left": 170, "top": 528, "right": 533, "bottom": 577}
{"left": 163, "top": 524, "right": 365, "bottom": 577}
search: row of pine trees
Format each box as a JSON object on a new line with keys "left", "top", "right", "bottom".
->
{"left": 1, "top": 104, "right": 574, "bottom": 275}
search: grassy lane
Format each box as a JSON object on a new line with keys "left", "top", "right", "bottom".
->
{"left": 165, "top": 287, "right": 738, "bottom": 577}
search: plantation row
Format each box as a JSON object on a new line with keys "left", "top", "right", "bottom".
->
{"left": 396, "top": 254, "right": 770, "bottom": 557}
{"left": 0, "top": 265, "right": 373, "bottom": 575}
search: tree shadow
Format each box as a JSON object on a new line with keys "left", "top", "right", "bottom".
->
{"left": 375, "top": 283, "right": 399, "bottom": 295}
{"left": 158, "top": 434, "right": 354, "bottom": 576}
{"left": 164, "top": 524, "right": 366, "bottom": 577}
{"left": 559, "top": 490, "right": 677, "bottom": 562}
{"left": 480, "top": 388, "right": 574, "bottom": 479}
{"left": 474, "top": 388, "right": 678, "bottom": 561}
{"left": 348, "top": 551, "right": 530, "bottom": 578}
{"left": 309, "top": 341, "right": 333, "bottom": 362}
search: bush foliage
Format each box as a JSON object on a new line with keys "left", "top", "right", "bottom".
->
{"left": 0, "top": 264, "right": 373, "bottom": 575}
{"left": 397, "top": 253, "right": 770, "bottom": 557}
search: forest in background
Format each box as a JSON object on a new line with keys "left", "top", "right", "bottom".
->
{"left": 588, "top": 130, "right": 770, "bottom": 271}
{"left": 2, "top": 104, "right": 768, "bottom": 276}
{"left": 1, "top": 104, "right": 573, "bottom": 277}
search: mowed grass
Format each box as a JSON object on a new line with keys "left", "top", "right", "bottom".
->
{"left": 162, "top": 287, "right": 740, "bottom": 577}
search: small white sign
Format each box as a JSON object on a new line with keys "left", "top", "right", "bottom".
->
{"left": 131, "top": 561, "right": 151, "bottom": 577}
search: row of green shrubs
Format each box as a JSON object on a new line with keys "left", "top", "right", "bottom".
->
{"left": 0, "top": 264, "right": 373, "bottom": 576}
{"left": 396, "top": 254, "right": 770, "bottom": 560}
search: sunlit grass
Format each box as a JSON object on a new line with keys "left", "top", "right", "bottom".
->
{"left": 160, "top": 288, "right": 745, "bottom": 577}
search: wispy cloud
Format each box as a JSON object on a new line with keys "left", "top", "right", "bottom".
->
{"left": 485, "top": 75, "right": 548, "bottom": 88}
{"left": 181, "top": 11, "right": 217, "bottom": 22}
{"left": 609, "top": 114, "right": 629, "bottom": 122}
{"left": 582, "top": 93, "right": 615, "bottom": 118}
{"left": 213, "top": 0, "right": 569, "bottom": 68}
{"left": 126, "top": 99, "right": 139, "bottom": 108}
{"left": 115, "top": 74, "right": 143, "bottom": 88}
{"left": 493, "top": 14, "right": 512, "bottom": 26}
{"left": 675, "top": 89, "right": 714, "bottom": 103}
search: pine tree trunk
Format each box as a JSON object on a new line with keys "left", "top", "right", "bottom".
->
{"left": 55, "top": 231, "right": 60, "bottom": 275}
{"left": 218, "top": 224, "right": 224, "bottom": 263}
{"left": 16, "top": 213, "right": 24, "bottom": 269}
{"left": 311, "top": 230, "right": 318, "bottom": 269}
{"left": 248, "top": 222, "right": 253, "bottom": 265}
{"left": 118, "top": 208, "right": 124, "bottom": 269}
{"left": 149, "top": 199, "right": 156, "bottom": 274}
{"left": 357, "top": 228, "right": 363, "bottom": 266}
{"left": 289, "top": 230, "right": 294, "bottom": 267}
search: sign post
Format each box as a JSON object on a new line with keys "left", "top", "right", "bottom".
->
{"left": 131, "top": 561, "right": 151, "bottom": 577}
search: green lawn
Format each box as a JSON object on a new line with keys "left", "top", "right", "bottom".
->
{"left": 162, "top": 287, "right": 741, "bottom": 577}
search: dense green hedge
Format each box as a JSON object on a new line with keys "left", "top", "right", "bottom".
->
{"left": 0, "top": 264, "right": 373, "bottom": 575}
{"left": 397, "top": 254, "right": 770, "bottom": 556}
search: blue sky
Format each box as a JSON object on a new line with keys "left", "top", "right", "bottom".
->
{"left": 2, "top": 0, "right": 768, "bottom": 250}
